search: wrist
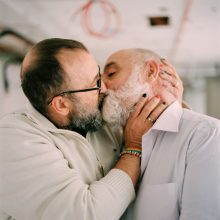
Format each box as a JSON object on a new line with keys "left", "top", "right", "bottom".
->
{"left": 125, "top": 143, "right": 142, "bottom": 149}
{"left": 120, "top": 149, "right": 142, "bottom": 158}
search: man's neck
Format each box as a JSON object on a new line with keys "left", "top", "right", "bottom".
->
{"left": 68, "top": 126, "right": 87, "bottom": 137}
{"left": 58, "top": 123, "right": 88, "bottom": 137}
{"left": 47, "top": 112, "right": 88, "bottom": 137}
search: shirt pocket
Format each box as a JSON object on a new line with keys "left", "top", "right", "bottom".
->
{"left": 133, "top": 182, "right": 179, "bottom": 220}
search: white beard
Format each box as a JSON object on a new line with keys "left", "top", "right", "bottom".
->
{"left": 102, "top": 68, "right": 148, "bottom": 126}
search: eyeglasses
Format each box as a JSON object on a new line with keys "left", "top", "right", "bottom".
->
{"left": 48, "top": 66, "right": 101, "bottom": 104}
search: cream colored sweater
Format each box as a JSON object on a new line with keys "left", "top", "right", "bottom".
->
{"left": 0, "top": 104, "right": 135, "bottom": 220}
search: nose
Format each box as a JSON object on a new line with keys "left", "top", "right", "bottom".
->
{"left": 102, "top": 73, "right": 110, "bottom": 89}
{"left": 100, "top": 79, "right": 107, "bottom": 94}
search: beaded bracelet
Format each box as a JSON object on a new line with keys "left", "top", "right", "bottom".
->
{"left": 120, "top": 149, "right": 142, "bottom": 158}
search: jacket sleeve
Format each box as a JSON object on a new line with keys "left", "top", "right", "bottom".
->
{"left": 0, "top": 118, "right": 135, "bottom": 220}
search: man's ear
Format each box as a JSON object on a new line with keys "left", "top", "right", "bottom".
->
{"left": 50, "top": 96, "right": 70, "bottom": 116}
{"left": 142, "top": 60, "right": 160, "bottom": 83}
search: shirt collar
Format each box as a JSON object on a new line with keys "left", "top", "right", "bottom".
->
{"left": 151, "top": 101, "right": 183, "bottom": 133}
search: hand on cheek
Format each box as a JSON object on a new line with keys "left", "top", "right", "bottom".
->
{"left": 159, "top": 61, "right": 183, "bottom": 103}
{"left": 124, "top": 95, "right": 167, "bottom": 148}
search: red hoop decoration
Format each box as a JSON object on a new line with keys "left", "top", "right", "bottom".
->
{"left": 73, "top": 0, "right": 121, "bottom": 39}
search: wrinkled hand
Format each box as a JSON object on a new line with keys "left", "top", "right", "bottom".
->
{"left": 124, "top": 95, "right": 167, "bottom": 148}
{"left": 159, "top": 58, "right": 183, "bottom": 103}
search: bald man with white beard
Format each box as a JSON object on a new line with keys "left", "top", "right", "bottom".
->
{"left": 102, "top": 48, "right": 220, "bottom": 220}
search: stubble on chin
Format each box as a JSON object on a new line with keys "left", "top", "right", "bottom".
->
{"left": 63, "top": 96, "right": 105, "bottom": 132}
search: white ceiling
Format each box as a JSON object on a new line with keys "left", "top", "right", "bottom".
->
{"left": 0, "top": 0, "right": 219, "bottom": 75}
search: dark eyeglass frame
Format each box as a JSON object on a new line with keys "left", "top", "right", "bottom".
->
{"left": 48, "top": 65, "right": 101, "bottom": 104}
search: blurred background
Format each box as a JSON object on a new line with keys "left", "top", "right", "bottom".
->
{"left": 0, "top": 0, "right": 219, "bottom": 118}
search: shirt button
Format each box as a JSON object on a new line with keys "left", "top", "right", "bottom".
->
{"left": 113, "top": 148, "right": 117, "bottom": 152}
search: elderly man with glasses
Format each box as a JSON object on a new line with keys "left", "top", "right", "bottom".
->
{"left": 0, "top": 38, "right": 181, "bottom": 220}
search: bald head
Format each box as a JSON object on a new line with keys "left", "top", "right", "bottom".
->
{"left": 106, "top": 48, "right": 161, "bottom": 67}
{"left": 20, "top": 47, "right": 37, "bottom": 80}
{"left": 103, "top": 48, "right": 162, "bottom": 90}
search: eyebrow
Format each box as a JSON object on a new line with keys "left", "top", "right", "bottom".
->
{"left": 104, "top": 62, "right": 117, "bottom": 72}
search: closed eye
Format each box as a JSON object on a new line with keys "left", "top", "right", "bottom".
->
{"left": 107, "top": 72, "right": 115, "bottom": 77}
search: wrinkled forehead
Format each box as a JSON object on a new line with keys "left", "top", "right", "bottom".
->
{"left": 103, "top": 50, "right": 137, "bottom": 91}
{"left": 104, "top": 50, "right": 135, "bottom": 73}
{"left": 105, "top": 50, "right": 133, "bottom": 65}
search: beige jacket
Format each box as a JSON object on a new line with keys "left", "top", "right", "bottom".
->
{"left": 0, "top": 104, "right": 135, "bottom": 220}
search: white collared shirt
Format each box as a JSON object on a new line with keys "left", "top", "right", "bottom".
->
{"left": 125, "top": 101, "right": 220, "bottom": 220}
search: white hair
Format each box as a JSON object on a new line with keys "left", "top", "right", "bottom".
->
{"left": 102, "top": 64, "right": 147, "bottom": 126}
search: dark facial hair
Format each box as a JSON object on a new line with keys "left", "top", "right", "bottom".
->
{"left": 62, "top": 94, "right": 106, "bottom": 136}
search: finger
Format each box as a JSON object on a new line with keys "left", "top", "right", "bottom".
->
{"left": 146, "top": 102, "right": 167, "bottom": 123}
{"left": 160, "top": 60, "right": 180, "bottom": 79}
{"left": 163, "top": 81, "right": 183, "bottom": 104}
{"left": 160, "top": 64, "right": 177, "bottom": 77}
{"left": 160, "top": 66, "right": 174, "bottom": 77}
{"left": 162, "top": 81, "right": 177, "bottom": 93}
{"left": 160, "top": 71, "right": 175, "bottom": 81}
{"left": 160, "top": 71, "right": 179, "bottom": 88}
{"left": 160, "top": 58, "right": 176, "bottom": 73}
{"left": 160, "top": 65, "right": 182, "bottom": 88}
{"left": 161, "top": 80, "right": 183, "bottom": 100}
{"left": 131, "top": 94, "right": 148, "bottom": 118}
{"left": 160, "top": 65, "right": 182, "bottom": 85}
{"left": 138, "top": 96, "right": 161, "bottom": 120}
{"left": 160, "top": 58, "right": 168, "bottom": 65}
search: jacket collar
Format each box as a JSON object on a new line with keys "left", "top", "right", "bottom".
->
{"left": 24, "top": 102, "right": 57, "bottom": 130}
{"left": 24, "top": 103, "right": 89, "bottom": 142}
{"left": 24, "top": 102, "right": 84, "bottom": 136}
